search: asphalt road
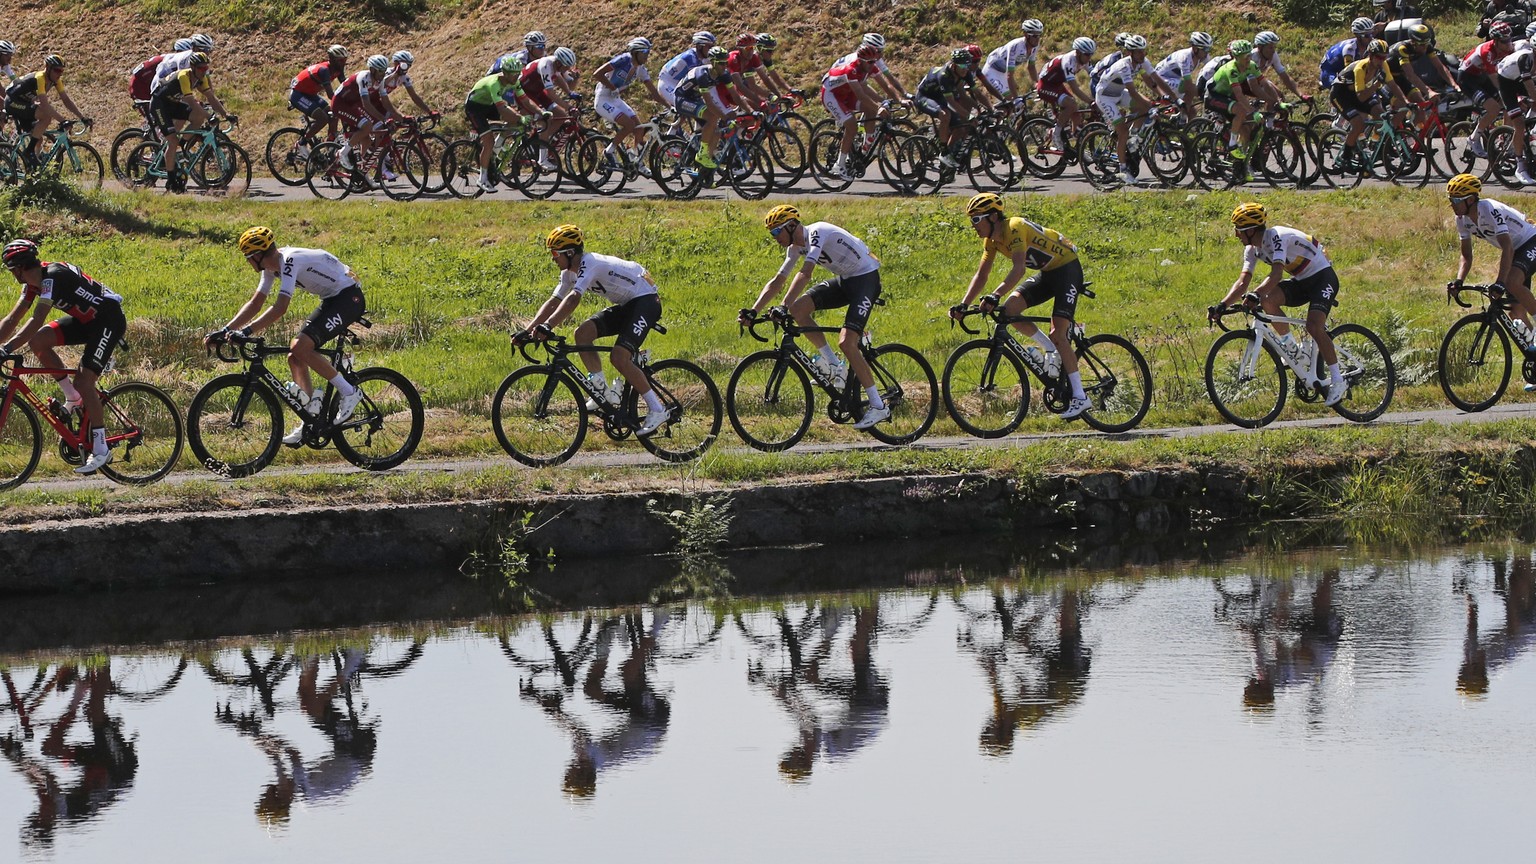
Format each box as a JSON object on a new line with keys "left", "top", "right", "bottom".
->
{"left": 25, "top": 399, "right": 1536, "bottom": 494}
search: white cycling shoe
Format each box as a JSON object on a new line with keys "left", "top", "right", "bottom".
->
{"left": 1323, "top": 379, "right": 1347, "bottom": 407}
{"left": 636, "top": 409, "right": 668, "bottom": 436}
{"left": 283, "top": 424, "right": 306, "bottom": 446}
{"left": 852, "top": 404, "right": 890, "bottom": 430}
{"left": 74, "top": 449, "right": 113, "bottom": 475}
{"left": 1061, "top": 396, "right": 1092, "bottom": 420}
{"left": 334, "top": 388, "right": 364, "bottom": 424}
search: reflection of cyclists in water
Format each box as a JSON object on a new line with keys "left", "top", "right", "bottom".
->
{"left": 954, "top": 584, "right": 1095, "bottom": 755}
{"left": 1458, "top": 554, "right": 1536, "bottom": 695}
{"left": 504, "top": 607, "right": 718, "bottom": 798}
{"left": 207, "top": 639, "right": 420, "bottom": 825}
{"left": 1214, "top": 570, "right": 1343, "bottom": 712}
{"left": 0, "top": 661, "right": 155, "bottom": 848}
{"left": 740, "top": 593, "right": 934, "bottom": 781}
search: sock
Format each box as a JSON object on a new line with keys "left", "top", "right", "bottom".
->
{"left": 1031, "top": 331, "right": 1056, "bottom": 354}
{"left": 479, "top": 167, "right": 490, "bottom": 184}
{"left": 1069, "top": 371, "right": 1086, "bottom": 401}
{"left": 90, "top": 426, "right": 107, "bottom": 455}
{"left": 58, "top": 378, "right": 81, "bottom": 403}
{"left": 644, "top": 389, "right": 665, "bottom": 413}
{"left": 866, "top": 385, "right": 886, "bottom": 411}
{"left": 1328, "top": 362, "right": 1343, "bottom": 384}
{"left": 834, "top": 154, "right": 847, "bottom": 171}
{"left": 329, "top": 372, "right": 356, "bottom": 396}
{"left": 604, "top": 142, "right": 617, "bottom": 157}
{"left": 818, "top": 345, "right": 838, "bottom": 365}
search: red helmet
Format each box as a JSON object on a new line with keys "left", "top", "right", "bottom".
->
{"left": 966, "top": 43, "right": 982, "bottom": 62}
{"left": 736, "top": 32, "right": 757, "bottom": 48}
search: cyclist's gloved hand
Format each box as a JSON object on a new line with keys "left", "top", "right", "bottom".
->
{"left": 737, "top": 307, "right": 758, "bottom": 326}
{"left": 979, "top": 293, "right": 1001, "bottom": 312}
{"left": 767, "top": 304, "right": 790, "bottom": 323}
{"left": 532, "top": 323, "right": 554, "bottom": 341}
{"left": 511, "top": 329, "right": 531, "bottom": 346}
{"left": 226, "top": 114, "right": 239, "bottom": 125}
{"left": 203, "top": 328, "right": 228, "bottom": 348}
{"left": 1207, "top": 304, "right": 1223, "bottom": 325}
{"left": 948, "top": 303, "right": 968, "bottom": 320}
{"left": 1492, "top": 281, "right": 1506, "bottom": 295}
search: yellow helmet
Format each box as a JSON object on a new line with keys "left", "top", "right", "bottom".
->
{"left": 238, "top": 226, "right": 275, "bottom": 256}
{"left": 763, "top": 204, "right": 800, "bottom": 230}
{"left": 966, "top": 192, "right": 1005, "bottom": 217}
{"left": 1231, "top": 202, "right": 1267, "bottom": 230}
{"left": 1447, "top": 173, "right": 1482, "bottom": 198}
{"left": 545, "top": 224, "right": 584, "bottom": 251}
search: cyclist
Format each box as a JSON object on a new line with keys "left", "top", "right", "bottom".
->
{"left": 658, "top": 31, "right": 715, "bottom": 109}
{"left": 593, "top": 38, "right": 664, "bottom": 167}
{"left": 1461, "top": 22, "right": 1516, "bottom": 160}
{"left": 1250, "top": 30, "right": 1308, "bottom": 105}
{"left": 738, "top": 205, "right": 891, "bottom": 431}
{"left": 1331, "top": 40, "right": 1408, "bottom": 169}
{"left": 673, "top": 46, "right": 736, "bottom": 170}
{"left": 464, "top": 65, "right": 540, "bottom": 193}
{"left": 1320, "top": 19, "right": 1380, "bottom": 89}
{"left": 1089, "top": 33, "right": 1132, "bottom": 101}
{"left": 1097, "top": 34, "right": 1177, "bottom": 186}
{"left": 0, "top": 41, "right": 15, "bottom": 83}
{"left": 1155, "top": 31, "right": 1213, "bottom": 121}
{"left": 0, "top": 238, "right": 126, "bottom": 474}
{"left": 375, "top": 51, "right": 436, "bottom": 125}
{"left": 950, "top": 194, "right": 1092, "bottom": 421}
{"left": 755, "top": 33, "right": 794, "bottom": 97}
{"left": 1204, "top": 41, "right": 1261, "bottom": 163}
{"left": 515, "top": 225, "right": 670, "bottom": 437}
{"left": 288, "top": 45, "right": 349, "bottom": 145}
{"left": 1211, "top": 202, "right": 1347, "bottom": 408}
{"left": 962, "top": 43, "right": 1002, "bottom": 105}
{"left": 983, "top": 19, "right": 1045, "bottom": 100}
{"left": 4, "top": 55, "right": 91, "bottom": 169}
{"left": 150, "top": 52, "right": 233, "bottom": 193}
{"left": 330, "top": 54, "right": 392, "bottom": 176}
{"left": 150, "top": 32, "right": 215, "bottom": 92}
{"left": 820, "top": 40, "right": 891, "bottom": 180}
{"left": 1446, "top": 173, "right": 1536, "bottom": 359}
{"left": 520, "top": 46, "right": 580, "bottom": 171}
{"left": 203, "top": 227, "right": 365, "bottom": 446}
{"left": 913, "top": 49, "right": 983, "bottom": 169}
{"left": 1496, "top": 40, "right": 1536, "bottom": 184}
{"left": 852, "top": 33, "right": 911, "bottom": 106}
{"left": 490, "top": 31, "right": 546, "bottom": 75}
{"left": 1387, "top": 25, "right": 1454, "bottom": 109}
{"left": 130, "top": 41, "right": 188, "bottom": 123}
{"left": 722, "top": 33, "right": 778, "bottom": 112}
{"left": 1035, "top": 37, "right": 1096, "bottom": 149}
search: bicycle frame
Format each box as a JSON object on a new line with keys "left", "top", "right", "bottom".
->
{"left": 14, "top": 120, "right": 89, "bottom": 170}
{"left": 0, "top": 358, "right": 142, "bottom": 455}
{"left": 212, "top": 329, "right": 365, "bottom": 434}
{"left": 513, "top": 330, "right": 673, "bottom": 431}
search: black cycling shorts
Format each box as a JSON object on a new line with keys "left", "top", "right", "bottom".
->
{"left": 300, "top": 284, "right": 366, "bottom": 347}
{"left": 588, "top": 293, "right": 662, "bottom": 353}
{"left": 1013, "top": 258, "right": 1085, "bottom": 322}
{"left": 151, "top": 95, "right": 191, "bottom": 134}
{"left": 807, "top": 270, "right": 882, "bottom": 333}
{"left": 1461, "top": 69, "right": 1501, "bottom": 106}
{"left": 4, "top": 100, "right": 37, "bottom": 135}
{"left": 464, "top": 99, "right": 499, "bottom": 134}
{"left": 913, "top": 93, "right": 950, "bottom": 118}
{"left": 1508, "top": 234, "right": 1536, "bottom": 286}
{"left": 45, "top": 302, "right": 127, "bottom": 374}
{"left": 1499, "top": 75, "right": 1531, "bottom": 111}
{"left": 1280, "top": 266, "right": 1341, "bottom": 315}
{"left": 1329, "top": 83, "right": 1377, "bottom": 119}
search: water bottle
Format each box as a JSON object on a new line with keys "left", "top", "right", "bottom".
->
{"left": 1513, "top": 318, "right": 1533, "bottom": 350}
{"left": 283, "top": 381, "right": 305, "bottom": 407}
{"left": 46, "top": 397, "right": 73, "bottom": 425}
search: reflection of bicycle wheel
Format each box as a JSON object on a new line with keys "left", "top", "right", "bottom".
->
{"left": 362, "top": 637, "right": 426, "bottom": 678}
{"left": 110, "top": 654, "right": 191, "bottom": 701}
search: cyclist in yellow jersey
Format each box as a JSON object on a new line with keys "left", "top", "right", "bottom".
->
{"left": 1329, "top": 40, "right": 1406, "bottom": 167}
{"left": 3, "top": 55, "right": 91, "bottom": 169}
{"left": 951, "top": 193, "right": 1092, "bottom": 420}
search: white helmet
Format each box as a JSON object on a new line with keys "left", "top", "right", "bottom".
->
{"left": 1254, "top": 30, "right": 1280, "bottom": 47}
{"left": 554, "top": 46, "right": 576, "bottom": 67}
{"left": 524, "top": 31, "right": 546, "bottom": 49}
{"left": 1021, "top": 19, "right": 1044, "bottom": 36}
{"left": 172, "top": 39, "right": 193, "bottom": 51}
{"left": 1527, "top": 21, "right": 1536, "bottom": 39}
{"left": 329, "top": 44, "right": 350, "bottom": 60}
{"left": 0, "top": 41, "right": 16, "bottom": 54}
{"left": 1351, "top": 17, "right": 1376, "bottom": 35}
{"left": 391, "top": 50, "right": 414, "bottom": 65}
{"left": 627, "top": 37, "right": 652, "bottom": 53}
{"left": 1113, "top": 32, "right": 1131, "bottom": 49}
{"left": 692, "top": 31, "right": 716, "bottom": 46}
{"left": 367, "top": 54, "right": 389, "bottom": 75}
{"left": 189, "top": 33, "right": 214, "bottom": 52}
{"left": 1072, "top": 36, "right": 1097, "bottom": 55}
{"left": 1123, "top": 34, "right": 1148, "bottom": 51}
{"left": 861, "top": 32, "right": 886, "bottom": 50}
{"left": 1190, "top": 31, "right": 1213, "bottom": 49}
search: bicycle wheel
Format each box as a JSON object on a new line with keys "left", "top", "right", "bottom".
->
{"left": 491, "top": 366, "right": 587, "bottom": 467}
{"left": 1423, "top": 120, "right": 1466, "bottom": 180}
{"left": 632, "top": 359, "right": 722, "bottom": 463}
{"left": 186, "top": 374, "right": 283, "bottom": 478}
{"left": 264, "top": 127, "right": 310, "bottom": 186}
{"left": 97, "top": 382, "right": 184, "bottom": 485}
{"left": 48, "top": 142, "right": 104, "bottom": 190}
{"left": 440, "top": 139, "right": 483, "bottom": 199}
{"left": 876, "top": 132, "right": 921, "bottom": 194}
{"left": 725, "top": 350, "right": 813, "bottom": 452}
{"left": 1188, "top": 131, "right": 1233, "bottom": 191}
{"left": 571, "top": 133, "right": 628, "bottom": 195}
{"left": 727, "top": 140, "right": 775, "bottom": 200}
{"left": 765, "top": 126, "right": 808, "bottom": 189}
{"left": 1076, "top": 123, "right": 1118, "bottom": 188}
{"left": 1437, "top": 313, "right": 1511, "bottom": 412}
{"left": 1317, "top": 128, "right": 1362, "bottom": 190}
{"left": 1017, "top": 117, "right": 1068, "bottom": 180}
{"left": 1386, "top": 129, "right": 1431, "bottom": 189}
{"left": 1077, "top": 334, "right": 1153, "bottom": 433}
{"left": 305, "top": 142, "right": 354, "bottom": 200}
{"left": 809, "top": 128, "right": 853, "bottom": 192}
{"left": 0, "top": 398, "right": 43, "bottom": 491}
{"left": 418, "top": 132, "right": 451, "bottom": 193}
{"left": 1441, "top": 120, "right": 1478, "bottom": 179}
{"left": 194, "top": 140, "right": 252, "bottom": 197}
{"left": 110, "top": 129, "right": 145, "bottom": 184}
{"left": 1204, "top": 329, "right": 1288, "bottom": 428}
{"left": 1487, "top": 125, "right": 1521, "bottom": 190}
{"left": 941, "top": 339, "right": 1030, "bottom": 438}
{"left": 1143, "top": 126, "right": 1189, "bottom": 186}
{"left": 124, "top": 140, "right": 162, "bottom": 188}
{"left": 899, "top": 134, "right": 943, "bottom": 194}
{"left": 1255, "top": 129, "right": 1301, "bottom": 188}
{"left": 863, "top": 343, "right": 937, "bottom": 445}
{"left": 1327, "top": 323, "right": 1395, "bottom": 423}
{"left": 379, "top": 143, "right": 429, "bottom": 201}
{"left": 332, "top": 367, "right": 424, "bottom": 470}
{"left": 1291, "top": 127, "right": 1326, "bottom": 188}
{"left": 648, "top": 135, "right": 703, "bottom": 200}
{"left": 965, "top": 130, "right": 1017, "bottom": 191}
{"left": 510, "top": 137, "right": 563, "bottom": 200}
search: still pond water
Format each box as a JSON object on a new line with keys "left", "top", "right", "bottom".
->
{"left": 2, "top": 541, "right": 1534, "bottom": 863}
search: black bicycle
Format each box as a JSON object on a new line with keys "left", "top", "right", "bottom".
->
{"left": 186, "top": 320, "right": 424, "bottom": 477}
{"left": 1438, "top": 282, "right": 1536, "bottom": 412}
{"left": 943, "top": 287, "right": 1153, "bottom": 436}
{"left": 492, "top": 325, "right": 722, "bottom": 467}
{"left": 726, "top": 302, "right": 937, "bottom": 451}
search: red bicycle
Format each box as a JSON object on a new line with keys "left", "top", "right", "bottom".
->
{"left": 0, "top": 351, "right": 183, "bottom": 489}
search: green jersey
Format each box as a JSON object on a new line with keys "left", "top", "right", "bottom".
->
{"left": 469, "top": 73, "right": 518, "bottom": 105}
{"left": 1209, "top": 58, "right": 1259, "bottom": 96}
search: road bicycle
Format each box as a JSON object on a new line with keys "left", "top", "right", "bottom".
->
{"left": 125, "top": 116, "right": 250, "bottom": 195}
{"left": 109, "top": 101, "right": 160, "bottom": 183}
{"left": 187, "top": 321, "right": 423, "bottom": 477}
{"left": 1206, "top": 296, "right": 1395, "bottom": 428}
{"left": 1076, "top": 101, "right": 1188, "bottom": 189}
{"left": 900, "top": 108, "right": 1021, "bottom": 193}
{"left": 492, "top": 325, "right": 722, "bottom": 467}
{"left": 943, "top": 288, "right": 1153, "bottom": 436}
{"left": 1317, "top": 105, "right": 1429, "bottom": 189}
{"left": 0, "top": 348, "right": 183, "bottom": 490}
{"left": 3, "top": 119, "right": 103, "bottom": 189}
{"left": 651, "top": 112, "right": 777, "bottom": 200}
{"left": 807, "top": 101, "right": 919, "bottom": 193}
{"left": 1437, "top": 282, "right": 1536, "bottom": 411}
{"left": 1190, "top": 102, "right": 1323, "bottom": 190}
{"left": 725, "top": 300, "right": 937, "bottom": 451}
